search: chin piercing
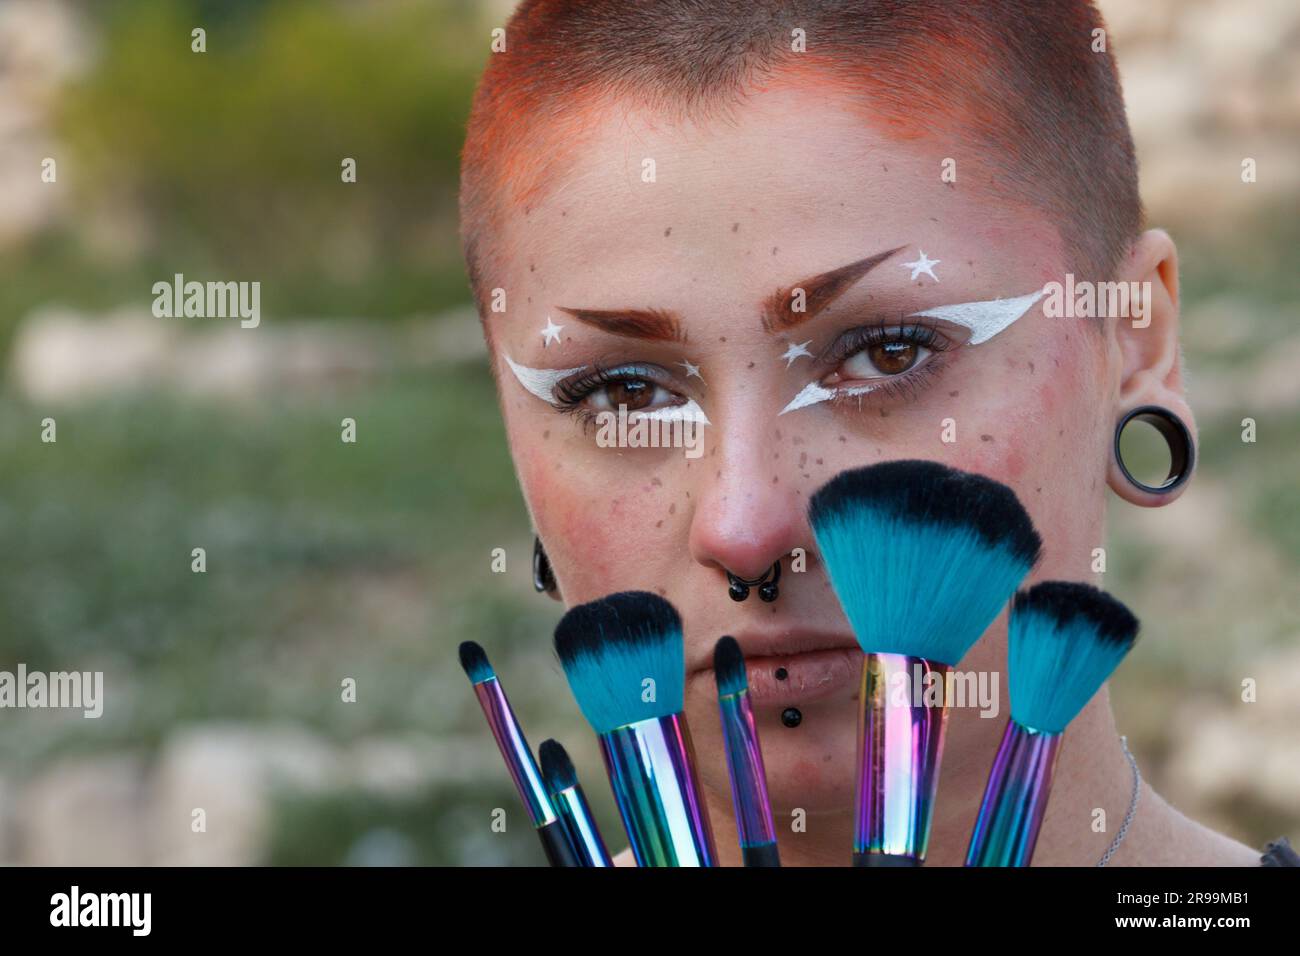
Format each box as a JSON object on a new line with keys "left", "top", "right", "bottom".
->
{"left": 781, "top": 707, "right": 803, "bottom": 728}
{"left": 775, "top": 667, "right": 788, "bottom": 681}
{"left": 726, "top": 561, "right": 781, "bottom": 603}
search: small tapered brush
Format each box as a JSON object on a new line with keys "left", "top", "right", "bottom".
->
{"left": 540, "top": 739, "right": 613, "bottom": 867}
{"left": 966, "top": 581, "right": 1139, "bottom": 867}
{"left": 554, "top": 591, "right": 717, "bottom": 867}
{"left": 458, "top": 641, "right": 578, "bottom": 867}
{"left": 808, "top": 459, "right": 1042, "bottom": 866}
{"left": 713, "top": 636, "right": 780, "bottom": 867}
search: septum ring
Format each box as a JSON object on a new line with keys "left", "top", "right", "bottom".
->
{"left": 727, "top": 561, "right": 781, "bottom": 603}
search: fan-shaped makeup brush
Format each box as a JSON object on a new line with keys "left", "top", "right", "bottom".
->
{"left": 966, "top": 581, "right": 1139, "bottom": 867}
{"left": 554, "top": 591, "right": 716, "bottom": 867}
{"left": 809, "top": 460, "right": 1042, "bottom": 866}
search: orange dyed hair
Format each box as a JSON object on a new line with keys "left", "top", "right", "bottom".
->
{"left": 459, "top": 0, "right": 1141, "bottom": 316}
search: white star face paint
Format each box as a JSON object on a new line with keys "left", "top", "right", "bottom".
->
{"left": 503, "top": 354, "right": 710, "bottom": 424}
{"left": 778, "top": 287, "right": 1045, "bottom": 415}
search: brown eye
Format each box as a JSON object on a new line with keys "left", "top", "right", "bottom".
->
{"left": 605, "top": 379, "right": 654, "bottom": 410}
{"left": 867, "top": 341, "right": 919, "bottom": 375}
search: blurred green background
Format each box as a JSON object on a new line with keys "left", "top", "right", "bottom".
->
{"left": 0, "top": 0, "right": 1296, "bottom": 864}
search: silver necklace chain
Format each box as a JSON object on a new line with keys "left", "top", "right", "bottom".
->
{"left": 1097, "top": 735, "right": 1141, "bottom": 867}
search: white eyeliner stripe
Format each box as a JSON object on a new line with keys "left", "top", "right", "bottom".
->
{"left": 503, "top": 354, "right": 586, "bottom": 403}
{"left": 907, "top": 287, "right": 1045, "bottom": 345}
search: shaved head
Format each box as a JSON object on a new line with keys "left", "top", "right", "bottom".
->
{"left": 460, "top": 0, "right": 1141, "bottom": 319}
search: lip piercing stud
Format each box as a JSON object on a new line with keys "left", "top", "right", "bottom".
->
{"left": 781, "top": 707, "right": 803, "bottom": 728}
{"left": 726, "top": 561, "right": 782, "bottom": 603}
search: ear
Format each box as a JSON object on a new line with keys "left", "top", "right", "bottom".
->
{"left": 1105, "top": 229, "right": 1197, "bottom": 507}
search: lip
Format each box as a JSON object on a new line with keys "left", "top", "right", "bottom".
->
{"left": 689, "top": 631, "right": 864, "bottom": 707}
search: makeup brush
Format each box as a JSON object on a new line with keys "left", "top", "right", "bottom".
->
{"left": 966, "top": 581, "right": 1139, "bottom": 867}
{"left": 539, "top": 739, "right": 614, "bottom": 867}
{"left": 554, "top": 591, "right": 717, "bottom": 867}
{"left": 458, "top": 640, "right": 578, "bottom": 867}
{"left": 808, "top": 459, "right": 1042, "bottom": 866}
{"left": 713, "top": 636, "right": 781, "bottom": 867}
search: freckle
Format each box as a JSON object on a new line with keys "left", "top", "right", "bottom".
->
{"left": 816, "top": 458, "right": 823, "bottom": 465}
{"left": 799, "top": 452, "right": 808, "bottom": 467}
{"left": 773, "top": 452, "right": 779, "bottom": 460}
{"left": 823, "top": 754, "right": 832, "bottom": 763}
{"left": 772, "top": 247, "right": 778, "bottom": 255}
{"left": 1059, "top": 429, "right": 1064, "bottom": 437}
{"left": 792, "top": 435, "right": 804, "bottom": 445}
{"left": 1053, "top": 358, "right": 1060, "bottom": 368}
{"left": 747, "top": 362, "right": 755, "bottom": 369}
{"left": 732, "top": 222, "right": 739, "bottom": 233}
{"left": 664, "top": 227, "right": 671, "bottom": 237}
{"left": 529, "top": 262, "right": 535, "bottom": 272}
{"left": 716, "top": 470, "right": 722, "bottom": 478}
{"left": 651, "top": 477, "right": 662, "bottom": 486}
{"left": 711, "top": 446, "right": 718, "bottom": 457}
{"left": 838, "top": 435, "right": 847, "bottom": 442}
{"left": 685, "top": 491, "right": 690, "bottom": 499}
{"left": 949, "top": 390, "right": 958, "bottom": 397}
{"left": 1036, "top": 487, "right": 1043, "bottom": 494}
{"left": 980, "top": 434, "right": 993, "bottom": 442}
{"left": 772, "top": 475, "right": 779, "bottom": 484}
{"left": 657, "top": 587, "right": 666, "bottom": 596}
{"left": 1028, "top": 361, "right": 1035, "bottom": 374}
{"left": 719, "top": 336, "right": 727, "bottom": 343}
{"left": 776, "top": 429, "right": 782, "bottom": 441}
{"left": 669, "top": 503, "right": 676, "bottom": 515}
{"left": 561, "top": 210, "right": 566, "bottom": 217}
{"left": 524, "top": 206, "right": 532, "bottom": 216}
{"left": 543, "top": 430, "right": 550, "bottom": 439}
{"left": 656, "top": 520, "right": 663, "bottom": 528}
{"left": 554, "top": 462, "right": 562, "bottom": 471}
{"left": 839, "top": 201, "right": 845, "bottom": 207}
{"left": 881, "top": 163, "right": 888, "bottom": 172}
{"left": 967, "top": 260, "right": 973, "bottom": 266}
{"left": 879, "top": 408, "right": 889, "bottom": 418}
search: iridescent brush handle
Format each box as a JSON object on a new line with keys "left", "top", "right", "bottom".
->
{"left": 719, "top": 688, "right": 780, "bottom": 866}
{"left": 600, "top": 713, "right": 717, "bottom": 867}
{"left": 853, "top": 653, "right": 950, "bottom": 866}
{"left": 472, "top": 678, "right": 578, "bottom": 866}
{"left": 965, "top": 721, "right": 1062, "bottom": 867}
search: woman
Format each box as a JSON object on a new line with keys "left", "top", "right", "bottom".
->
{"left": 458, "top": 0, "right": 1288, "bottom": 865}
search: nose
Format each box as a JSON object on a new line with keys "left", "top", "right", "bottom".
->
{"left": 688, "top": 420, "right": 807, "bottom": 585}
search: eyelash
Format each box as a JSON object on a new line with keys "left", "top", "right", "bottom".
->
{"left": 551, "top": 364, "right": 681, "bottom": 427}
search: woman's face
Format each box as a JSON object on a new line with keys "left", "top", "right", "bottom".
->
{"left": 489, "top": 85, "right": 1114, "bottom": 815}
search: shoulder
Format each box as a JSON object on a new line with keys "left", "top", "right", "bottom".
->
{"left": 1261, "top": 837, "right": 1300, "bottom": 867}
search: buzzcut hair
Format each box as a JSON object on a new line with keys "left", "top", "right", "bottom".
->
{"left": 459, "top": 0, "right": 1142, "bottom": 318}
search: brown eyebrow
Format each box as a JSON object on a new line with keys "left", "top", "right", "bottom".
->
{"left": 556, "top": 306, "right": 685, "bottom": 342}
{"left": 762, "top": 245, "right": 906, "bottom": 333}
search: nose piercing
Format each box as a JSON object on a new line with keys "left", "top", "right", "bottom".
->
{"left": 726, "top": 561, "right": 781, "bottom": 603}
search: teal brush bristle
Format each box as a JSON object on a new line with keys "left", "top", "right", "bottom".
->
{"left": 457, "top": 640, "right": 495, "bottom": 684}
{"left": 554, "top": 591, "right": 685, "bottom": 734}
{"left": 1008, "top": 581, "right": 1139, "bottom": 733}
{"left": 539, "top": 739, "right": 578, "bottom": 792}
{"left": 808, "top": 460, "right": 1042, "bottom": 666}
{"left": 713, "top": 636, "right": 748, "bottom": 697}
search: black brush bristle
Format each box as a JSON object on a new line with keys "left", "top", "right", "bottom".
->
{"left": 457, "top": 640, "right": 494, "bottom": 683}
{"left": 809, "top": 460, "right": 1043, "bottom": 567}
{"left": 539, "top": 738, "right": 577, "bottom": 792}
{"left": 713, "top": 635, "right": 748, "bottom": 696}
{"left": 1012, "top": 581, "right": 1140, "bottom": 648}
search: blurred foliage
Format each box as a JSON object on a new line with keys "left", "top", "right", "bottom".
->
{"left": 1, "top": 0, "right": 483, "bottom": 355}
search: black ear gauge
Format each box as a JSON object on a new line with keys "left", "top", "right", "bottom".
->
{"left": 1114, "top": 405, "right": 1195, "bottom": 494}
{"left": 726, "top": 561, "right": 781, "bottom": 603}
